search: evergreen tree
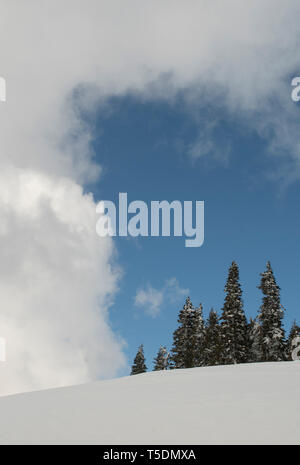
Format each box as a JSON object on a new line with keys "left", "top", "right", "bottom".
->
{"left": 192, "top": 303, "right": 206, "bottom": 367}
{"left": 247, "top": 317, "right": 261, "bottom": 363}
{"left": 203, "top": 309, "right": 222, "bottom": 366}
{"left": 257, "top": 261, "right": 285, "bottom": 361}
{"left": 220, "top": 261, "right": 248, "bottom": 364}
{"left": 131, "top": 344, "right": 147, "bottom": 375}
{"left": 153, "top": 346, "right": 169, "bottom": 371}
{"left": 286, "top": 320, "right": 300, "bottom": 361}
{"left": 171, "top": 297, "right": 197, "bottom": 369}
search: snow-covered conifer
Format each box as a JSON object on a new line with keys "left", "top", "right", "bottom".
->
{"left": 192, "top": 303, "right": 206, "bottom": 367}
{"left": 247, "top": 317, "right": 261, "bottom": 363}
{"left": 153, "top": 346, "right": 169, "bottom": 371}
{"left": 131, "top": 344, "right": 147, "bottom": 375}
{"left": 286, "top": 320, "right": 300, "bottom": 361}
{"left": 220, "top": 261, "right": 248, "bottom": 364}
{"left": 171, "top": 297, "right": 196, "bottom": 368}
{"left": 257, "top": 262, "right": 285, "bottom": 361}
{"left": 203, "top": 309, "right": 221, "bottom": 366}
{"left": 171, "top": 298, "right": 206, "bottom": 368}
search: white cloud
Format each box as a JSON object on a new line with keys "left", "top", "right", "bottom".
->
{"left": 0, "top": 0, "right": 300, "bottom": 395}
{"left": 135, "top": 278, "right": 189, "bottom": 318}
{"left": 0, "top": 167, "right": 126, "bottom": 395}
{"left": 134, "top": 286, "right": 164, "bottom": 318}
{"left": 0, "top": 2, "right": 299, "bottom": 177}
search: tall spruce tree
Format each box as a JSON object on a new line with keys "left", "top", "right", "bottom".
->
{"left": 171, "top": 297, "right": 197, "bottom": 369}
{"left": 131, "top": 344, "right": 147, "bottom": 375}
{"left": 192, "top": 303, "right": 206, "bottom": 367}
{"left": 286, "top": 320, "right": 300, "bottom": 361}
{"left": 203, "top": 309, "right": 221, "bottom": 366}
{"left": 247, "top": 317, "right": 261, "bottom": 363}
{"left": 153, "top": 346, "right": 169, "bottom": 371}
{"left": 220, "top": 261, "right": 248, "bottom": 364}
{"left": 257, "top": 261, "right": 285, "bottom": 361}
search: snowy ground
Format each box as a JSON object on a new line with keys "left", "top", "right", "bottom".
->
{"left": 0, "top": 361, "right": 299, "bottom": 445}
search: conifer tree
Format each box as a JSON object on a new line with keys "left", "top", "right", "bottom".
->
{"left": 220, "top": 261, "right": 248, "bottom": 364}
{"left": 247, "top": 317, "right": 261, "bottom": 363}
{"left": 153, "top": 346, "right": 169, "bottom": 371}
{"left": 286, "top": 320, "right": 300, "bottom": 361}
{"left": 131, "top": 344, "right": 147, "bottom": 375}
{"left": 192, "top": 303, "right": 206, "bottom": 367}
{"left": 171, "top": 297, "right": 196, "bottom": 369}
{"left": 203, "top": 309, "right": 221, "bottom": 366}
{"left": 171, "top": 298, "right": 206, "bottom": 368}
{"left": 257, "top": 261, "right": 285, "bottom": 361}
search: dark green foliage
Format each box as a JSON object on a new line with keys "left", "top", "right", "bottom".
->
{"left": 220, "top": 261, "right": 248, "bottom": 364}
{"left": 153, "top": 346, "right": 169, "bottom": 371}
{"left": 203, "top": 309, "right": 222, "bottom": 366}
{"left": 257, "top": 262, "right": 285, "bottom": 361}
{"left": 131, "top": 344, "right": 147, "bottom": 375}
{"left": 171, "top": 297, "right": 195, "bottom": 369}
{"left": 192, "top": 303, "right": 206, "bottom": 367}
{"left": 171, "top": 297, "right": 204, "bottom": 369}
{"left": 286, "top": 320, "right": 300, "bottom": 361}
{"left": 135, "top": 260, "right": 292, "bottom": 376}
{"left": 247, "top": 317, "right": 260, "bottom": 363}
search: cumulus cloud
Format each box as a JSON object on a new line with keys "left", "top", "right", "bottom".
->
{"left": 134, "top": 278, "right": 189, "bottom": 317}
{"left": 0, "top": 0, "right": 300, "bottom": 395}
{"left": 0, "top": 167, "right": 127, "bottom": 395}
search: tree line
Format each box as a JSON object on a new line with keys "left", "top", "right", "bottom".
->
{"left": 131, "top": 261, "right": 300, "bottom": 375}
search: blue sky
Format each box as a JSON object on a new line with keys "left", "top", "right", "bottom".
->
{"left": 85, "top": 93, "right": 300, "bottom": 374}
{"left": 4, "top": 1, "right": 300, "bottom": 397}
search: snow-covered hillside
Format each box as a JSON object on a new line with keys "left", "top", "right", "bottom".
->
{"left": 0, "top": 362, "right": 299, "bottom": 445}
